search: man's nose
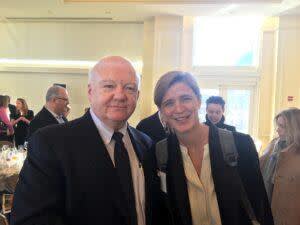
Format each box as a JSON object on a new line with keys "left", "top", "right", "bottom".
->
{"left": 113, "top": 86, "right": 126, "bottom": 99}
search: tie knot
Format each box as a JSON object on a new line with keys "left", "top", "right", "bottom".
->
{"left": 112, "top": 132, "right": 124, "bottom": 143}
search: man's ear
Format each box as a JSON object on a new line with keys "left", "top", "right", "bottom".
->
{"left": 87, "top": 84, "right": 92, "bottom": 102}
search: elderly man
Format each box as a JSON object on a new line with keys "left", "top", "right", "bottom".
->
{"left": 27, "top": 85, "right": 69, "bottom": 139}
{"left": 11, "top": 56, "right": 160, "bottom": 225}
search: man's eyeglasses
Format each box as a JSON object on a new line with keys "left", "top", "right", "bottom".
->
{"left": 55, "top": 96, "right": 69, "bottom": 103}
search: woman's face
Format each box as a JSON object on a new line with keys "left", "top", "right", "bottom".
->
{"left": 276, "top": 116, "right": 287, "bottom": 139}
{"left": 16, "top": 100, "right": 23, "bottom": 110}
{"left": 160, "top": 82, "right": 201, "bottom": 135}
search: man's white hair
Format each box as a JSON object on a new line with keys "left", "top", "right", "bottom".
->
{"left": 87, "top": 59, "right": 141, "bottom": 89}
{"left": 45, "top": 85, "right": 66, "bottom": 102}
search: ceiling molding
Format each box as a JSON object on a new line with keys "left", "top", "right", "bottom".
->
{"left": 4, "top": 17, "right": 113, "bottom": 22}
{"left": 0, "top": 66, "right": 88, "bottom": 75}
{"left": 65, "top": 0, "right": 282, "bottom": 2}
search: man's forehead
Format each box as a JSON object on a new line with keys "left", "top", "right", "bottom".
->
{"left": 58, "top": 88, "right": 68, "bottom": 96}
{"left": 94, "top": 58, "right": 135, "bottom": 73}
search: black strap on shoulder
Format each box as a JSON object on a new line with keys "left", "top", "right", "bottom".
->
{"left": 218, "top": 128, "right": 260, "bottom": 225}
{"left": 155, "top": 138, "right": 168, "bottom": 173}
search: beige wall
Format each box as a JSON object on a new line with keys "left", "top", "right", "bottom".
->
{"left": 258, "top": 15, "right": 300, "bottom": 150}
{"left": 1, "top": 16, "right": 300, "bottom": 135}
{"left": 275, "top": 16, "right": 300, "bottom": 111}
{"left": 0, "top": 21, "right": 144, "bottom": 124}
{"left": 0, "top": 21, "right": 143, "bottom": 61}
{"left": 0, "top": 70, "right": 89, "bottom": 120}
{"left": 140, "top": 16, "right": 184, "bottom": 117}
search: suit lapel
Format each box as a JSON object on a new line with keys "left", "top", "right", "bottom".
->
{"left": 167, "top": 133, "right": 192, "bottom": 225}
{"left": 208, "top": 125, "right": 240, "bottom": 225}
{"left": 128, "top": 127, "right": 153, "bottom": 225}
{"left": 41, "top": 107, "right": 59, "bottom": 124}
{"left": 128, "top": 127, "right": 144, "bottom": 164}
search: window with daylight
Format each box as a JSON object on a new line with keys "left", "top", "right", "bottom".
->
{"left": 193, "top": 16, "right": 262, "bottom": 67}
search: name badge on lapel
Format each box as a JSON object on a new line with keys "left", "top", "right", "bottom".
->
{"left": 157, "top": 170, "right": 167, "bottom": 193}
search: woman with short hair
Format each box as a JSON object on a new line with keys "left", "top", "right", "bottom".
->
{"left": 154, "top": 71, "right": 273, "bottom": 225}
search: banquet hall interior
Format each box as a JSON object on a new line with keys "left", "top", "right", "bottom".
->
{"left": 1, "top": 0, "right": 300, "bottom": 151}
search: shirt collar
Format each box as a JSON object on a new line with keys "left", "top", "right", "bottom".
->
{"left": 45, "top": 106, "right": 61, "bottom": 119}
{"left": 89, "top": 108, "right": 127, "bottom": 145}
{"left": 158, "top": 110, "right": 166, "bottom": 129}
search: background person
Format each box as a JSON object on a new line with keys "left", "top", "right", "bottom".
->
{"left": 12, "top": 98, "right": 34, "bottom": 147}
{"left": 136, "top": 111, "right": 167, "bottom": 144}
{"left": 5, "top": 95, "right": 17, "bottom": 120}
{"left": 0, "top": 95, "right": 15, "bottom": 142}
{"left": 260, "top": 108, "right": 300, "bottom": 225}
{"left": 204, "top": 96, "right": 236, "bottom": 132}
{"left": 27, "top": 85, "right": 69, "bottom": 139}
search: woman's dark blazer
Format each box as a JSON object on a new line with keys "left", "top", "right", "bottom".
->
{"left": 158, "top": 125, "right": 273, "bottom": 225}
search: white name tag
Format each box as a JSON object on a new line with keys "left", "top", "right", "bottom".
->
{"left": 157, "top": 171, "right": 167, "bottom": 193}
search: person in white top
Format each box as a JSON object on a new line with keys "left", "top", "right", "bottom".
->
{"left": 154, "top": 71, "right": 273, "bottom": 225}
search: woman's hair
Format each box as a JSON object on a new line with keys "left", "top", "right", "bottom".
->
{"left": 275, "top": 107, "right": 300, "bottom": 147}
{"left": 16, "top": 98, "right": 29, "bottom": 115}
{"left": 0, "top": 95, "right": 9, "bottom": 107}
{"left": 154, "top": 71, "right": 201, "bottom": 108}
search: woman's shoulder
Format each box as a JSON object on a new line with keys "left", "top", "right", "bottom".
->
{"left": 261, "top": 138, "right": 278, "bottom": 156}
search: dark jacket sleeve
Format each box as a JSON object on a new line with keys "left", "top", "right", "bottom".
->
{"left": 27, "top": 110, "right": 34, "bottom": 121}
{"left": 235, "top": 134, "right": 274, "bottom": 225}
{"left": 11, "top": 130, "right": 66, "bottom": 225}
{"left": 136, "top": 120, "right": 146, "bottom": 133}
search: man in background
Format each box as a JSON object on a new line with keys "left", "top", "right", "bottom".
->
{"left": 27, "top": 85, "right": 69, "bottom": 138}
{"left": 136, "top": 111, "right": 167, "bottom": 144}
{"left": 204, "top": 96, "right": 236, "bottom": 131}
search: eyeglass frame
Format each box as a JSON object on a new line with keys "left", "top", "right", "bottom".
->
{"left": 55, "top": 96, "right": 69, "bottom": 104}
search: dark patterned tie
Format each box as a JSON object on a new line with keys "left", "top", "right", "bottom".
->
{"left": 112, "top": 132, "right": 138, "bottom": 225}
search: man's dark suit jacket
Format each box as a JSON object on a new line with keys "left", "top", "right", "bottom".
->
{"left": 158, "top": 125, "right": 273, "bottom": 225}
{"left": 136, "top": 111, "right": 166, "bottom": 144}
{"left": 11, "top": 111, "right": 160, "bottom": 225}
{"left": 27, "top": 106, "right": 67, "bottom": 139}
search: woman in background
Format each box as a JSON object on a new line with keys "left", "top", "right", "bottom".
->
{"left": 260, "top": 108, "right": 300, "bottom": 225}
{"left": 0, "top": 95, "right": 15, "bottom": 142}
{"left": 13, "top": 98, "right": 34, "bottom": 147}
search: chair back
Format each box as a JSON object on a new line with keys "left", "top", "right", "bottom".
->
{"left": 0, "top": 213, "right": 8, "bottom": 225}
{"left": 1, "top": 194, "right": 13, "bottom": 214}
{"left": 0, "top": 141, "right": 14, "bottom": 149}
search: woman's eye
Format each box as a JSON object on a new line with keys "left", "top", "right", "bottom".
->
{"left": 182, "top": 96, "right": 192, "bottom": 102}
{"left": 163, "top": 101, "right": 174, "bottom": 108}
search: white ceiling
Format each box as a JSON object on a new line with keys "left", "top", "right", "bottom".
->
{"left": 0, "top": 0, "right": 300, "bottom": 22}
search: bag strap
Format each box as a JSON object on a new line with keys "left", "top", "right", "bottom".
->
{"left": 218, "top": 128, "right": 260, "bottom": 225}
{"left": 156, "top": 138, "right": 168, "bottom": 173}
